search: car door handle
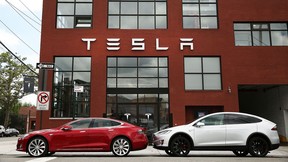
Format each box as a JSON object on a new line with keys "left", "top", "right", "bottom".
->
{"left": 80, "top": 131, "right": 86, "bottom": 133}
{"left": 108, "top": 129, "right": 114, "bottom": 132}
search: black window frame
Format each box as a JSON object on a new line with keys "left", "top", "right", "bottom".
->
{"left": 52, "top": 56, "right": 92, "bottom": 118}
{"left": 108, "top": 0, "right": 168, "bottom": 29}
{"left": 182, "top": 0, "right": 219, "bottom": 29}
{"left": 56, "top": 0, "right": 93, "bottom": 29}
{"left": 234, "top": 22, "right": 288, "bottom": 46}
{"left": 184, "top": 56, "right": 222, "bottom": 91}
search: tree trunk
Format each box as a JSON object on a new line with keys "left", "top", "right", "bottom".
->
{"left": 4, "top": 109, "right": 10, "bottom": 128}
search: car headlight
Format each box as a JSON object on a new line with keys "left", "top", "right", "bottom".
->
{"left": 156, "top": 130, "right": 171, "bottom": 135}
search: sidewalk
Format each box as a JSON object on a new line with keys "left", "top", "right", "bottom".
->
{"left": 1, "top": 138, "right": 287, "bottom": 157}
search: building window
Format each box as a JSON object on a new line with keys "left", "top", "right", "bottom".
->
{"left": 108, "top": 0, "right": 167, "bottom": 29}
{"left": 107, "top": 57, "right": 168, "bottom": 88}
{"left": 184, "top": 57, "right": 222, "bottom": 90}
{"left": 106, "top": 57, "right": 169, "bottom": 135}
{"left": 56, "top": 0, "right": 93, "bottom": 29}
{"left": 234, "top": 22, "right": 288, "bottom": 46}
{"left": 182, "top": 0, "right": 218, "bottom": 29}
{"left": 52, "top": 57, "right": 91, "bottom": 118}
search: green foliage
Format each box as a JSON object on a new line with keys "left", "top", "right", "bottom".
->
{"left": 0, "top": 52, "right": 37, "bottom": 128}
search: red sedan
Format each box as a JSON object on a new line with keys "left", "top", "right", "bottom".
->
{"left": 17, "top": 118, "right": 148, "bottom": 157}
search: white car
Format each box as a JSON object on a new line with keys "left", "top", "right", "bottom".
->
{"left": 153, "top": 112, "right": 280, "bottom": 157}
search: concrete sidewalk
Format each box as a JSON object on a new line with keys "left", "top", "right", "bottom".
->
{"left": 1, "top": 137, "right": 287, "bottom": 157}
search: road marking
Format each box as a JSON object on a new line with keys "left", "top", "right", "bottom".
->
{"left": 26, "top": 157, "right": 57, "bottom": 162}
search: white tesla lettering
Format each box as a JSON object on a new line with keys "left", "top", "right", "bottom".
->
{"left": 82, "top": 38, "right": 194, "bottom": 51}
{"left": 107, "top": 38, "right": 120, "bottom": 51}
{"left": 180, "top": 38, "right": 194, "bottom": 51}
{"left": 82, "top": 38, "right": 96, "bottom": 51}
{"left": 132, "top": 38, "right": 145, "bottom": 51}
{"left": 156, "top": 38, "right": 169, "bottom": 50}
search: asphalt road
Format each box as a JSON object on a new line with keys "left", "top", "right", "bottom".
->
{"left": 1, "top": 137, "right": 287, "bottom": 162}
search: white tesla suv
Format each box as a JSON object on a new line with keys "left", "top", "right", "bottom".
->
{"left": 153, "top": 112, "right": 280, "bottom": 157}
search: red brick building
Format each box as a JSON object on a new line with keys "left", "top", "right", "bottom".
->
{"left": 38, "top": 0, "right": 288, "bottom": 142}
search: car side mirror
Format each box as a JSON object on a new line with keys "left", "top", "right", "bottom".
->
{"left": 61, "top": 125, "right": 72, "bottom": 131}
{"left": 196, "top": 122, "right": 205, "bottom": 128}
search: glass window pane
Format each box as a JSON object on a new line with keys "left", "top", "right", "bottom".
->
{"left": 159, "top": 94, "right": 168, "bottom": 102}
{"left": 200, "top": 4, "right": 217, "bottom": 16}
{"left": 118, "top": 58, "right": 137, "bottom": 67}
{"left": 121, "top": 2, "right": 137, "bottom": 14}
{"left": 76, "top": 0, "right": 92, "bottom": 2}
{"left": 139, "top": 2, "right": 154, "bottom": 14}
{"left": 55, "top": 57, "right": 73, "bottom": 71}
{"left": 57, "top": 16, "right": 74, "bottom": 28}
{"left": 271, "top": 31, "right": 288, "bottom": 46}
{"left": 156, "top": 16, "right": 167, "bottom": 29}
{"left": 108, "top": 68, "right": 116, "bottom": 77}
{"left": 73, "top": 72, "right": 91, "bottom": 84}
{"left": 156, "top": 2, "right": 166, "bottom": 14}
{"left": 200, "top": 0, "right": 216, "bottom": 2}
{"left": 183, "top": 4, "right": 199, "bottom": 16}
{"left": 203, "top": 57, "right": 220, "bottom": 73}
{"left": 139, "top": 68, "right": 158, "bottom": 77}
{"left": 109, "top": 2, "right": 120, "bottom": 14}
{"left": 234, "top": 23, "right": 251, "bottom": 30}
{"left": 203, "top": 74, "right": 221, "bottom": 90}
{"left": 252, "top": 24, "right": 269, "bottom": 30}
{"left": 139, "top": 94, "right": 158, "bottom": 103}
{"left": 118, "top": 94, "right": 137, "bottom": 103}
{"left": 159, "top": 57, "right": 167, "bottom": 67}
{"left": 159, "top": 68, "right": 168, "bottom": 77}
{"left": 118, "top": 68, "right": 137, "bottom": 77}
{"left": 121, "top": 16, "right": 137, "bottom": 29}
{"left": 107, "top": 94, "right": 117, "bottom": 103}
{"left": 252, "top": 31, "right": 271, "bottom": 46}
{"left": 107, "top": 78, "right": 116, "bottom": 88}
{"left": 185, "top": 74, "right": 202, "bottom": 90}
{"left": 76, "top": 4, "right": 92, "bottom": 15}
{"left": 139, "top": 78, "right": 158, "bottom": 88}
{"left": 139, "top": 58, "right": 158, "bottom": 67}
{"left": 139, "top": 16, "right": 155, "bottom": 29}
{"left": 74, "top": 57, "right": 91, "bottom": 71}
{"left": 183, "top": 17, "right": 200, "bottom": 29}
{"left": 57, "top": 3, "right": 74, "bottom": 15}
{"left": 108, "top": 16, "right": 119, "bottom": 28}
{"left": 118, "top": 78, "right": 137, "bottom": 88}
{"left": 201, "top": 17, "right": 217, "bottom": 29}
{"left": 270, "top": 23, "right": 287, "bottom": 30}
{"left": 184, "top": 57, "right": 202, "bottom": 73}
{"left": 234, "top": 31, "right": 252, "bottom": 46}
{"left": 108, "top": 57, "right": 117, "bottom": 67}
{"left": 54, "top": 71, "right": 72, "bottom": 86}
{"left": 75, "top": 17, "right": 92, "bottom": 28}
{"left": 159, "top": 78, "right": 168, "bottom": 88}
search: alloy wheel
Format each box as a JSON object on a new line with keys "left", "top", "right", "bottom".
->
{"left": 170, "top": 136, "right": 190, "bottom": 157}
{"left": 27, "top": 137, "right": 48, "bottom": 157}
{"left": 248, "top": 137, "right": 269, "bottom": 157}
{"left": 232, "top": 150, "right": 249, "bottom": 157}
{"left": 112, "top": 137, "right": 131, "bottom": 156}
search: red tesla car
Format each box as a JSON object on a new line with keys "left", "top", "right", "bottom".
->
{"left": 17, "top": 118, "right": 148, "bottom": 157}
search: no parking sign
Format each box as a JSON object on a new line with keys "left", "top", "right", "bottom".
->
{"left": 36, "top": 91, "right": 50, "bottom": 110}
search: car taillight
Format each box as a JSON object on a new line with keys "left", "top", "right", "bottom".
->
{"left": 271, "top": 125, "right": 277, "bottom": 131}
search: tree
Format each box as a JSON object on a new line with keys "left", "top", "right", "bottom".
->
{"left": 0, "top": 52, "right": 36, "bottom": 128}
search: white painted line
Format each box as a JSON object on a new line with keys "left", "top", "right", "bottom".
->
{"left": 25, "top": 157, "right": 57, "bottom": 162}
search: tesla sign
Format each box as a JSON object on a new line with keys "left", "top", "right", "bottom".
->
{"left": 82, "top": 38, "right": 194, "bottom": 51}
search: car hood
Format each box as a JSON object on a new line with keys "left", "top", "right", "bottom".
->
{"left": 29, "top": 128, "right": 59, "bottom": 135}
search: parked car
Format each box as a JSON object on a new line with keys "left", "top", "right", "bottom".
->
{"left": 17, "top": 118, "right": 148, "bottom": 157}
{"left": 5, "top": 128, "right": 19, "bottom": 137}
{"left": 0, "top": 125, "right": 5, "bottom": 137}
{"left": 153, "top": 112, "right": 280, "bottom": 157}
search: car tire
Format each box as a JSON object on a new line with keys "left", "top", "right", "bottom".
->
{"left": 248, "top": 136, "right": 269, "bottom": 157}
{"left": 111, "top": 137, "right": 131, "bottom": 157}
{"left": 0, "top": 133, "right": 4, "bottom": 137}
{"left": 165, "top": 149, "right": 174, "bottom": 156}
{"left": 27, "top": 137, "right": 48, "bottom": 157}
{"left": 232, "top": 150, "right": 249, "bottom": 157}
{"left": 170, "top": 135, "right": 191, "bottom": 157}
{"left": 47, "top": 152, "right": 55, "bottom": 156}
